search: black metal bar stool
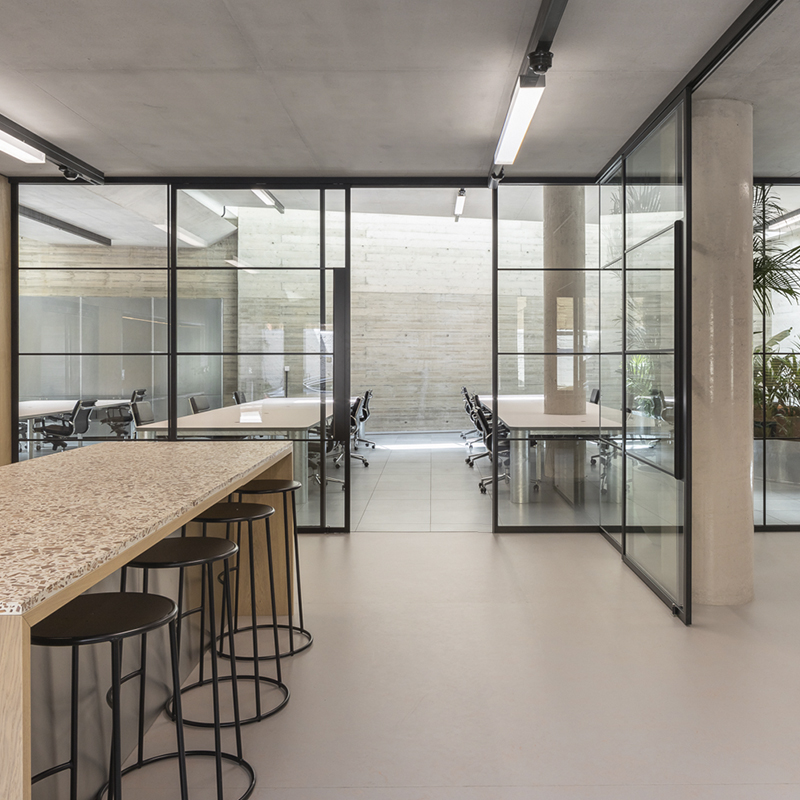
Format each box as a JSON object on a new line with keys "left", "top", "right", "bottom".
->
{"left": 121, "top": 536, "right": 255, "bottom": 800}
{"left": 192, "top": 501, "right": 290, "bottom": 724}
{"left": 31, "top": 592, "right": 188, "bottom": 800}
{"left": 231, "top": 479, "right": 312, "bottom": 657}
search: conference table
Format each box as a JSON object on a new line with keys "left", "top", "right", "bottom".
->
{"left": 0, "top": 439, "right": 293, "bottom": 800}
{"left": 136, "top": 397, "right": 339, "bottom": 504}
{"left": 18, "top": 399, "right": 131, "bottom": 459}
{"left": 482, "top": 395, "right": 628, "bottom": 504}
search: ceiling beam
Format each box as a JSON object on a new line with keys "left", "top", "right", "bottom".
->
{"left": 19, "top": 206, "right": 111, "bottom": 246}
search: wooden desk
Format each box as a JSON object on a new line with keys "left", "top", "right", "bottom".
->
{"left": 136, "top": 398, "right": 337, "bottom": 504}
{"left": 0, "top": 439, "right": 292, "bottom": 800}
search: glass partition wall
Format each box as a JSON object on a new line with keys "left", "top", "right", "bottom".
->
{"left": 492, "top": 103, "right": 690, "bottom": 620}
{"left": 15, "top": 184, "right": 349, "bottom": 532}
{"left": 17, "top": 184, "right": 170, "bottom": 460}
{"left": 753, "top": 183, "right": 800, "bottom": 527}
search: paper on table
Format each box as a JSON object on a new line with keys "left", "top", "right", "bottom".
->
{"left": 238, "top": 408, "right": 262, "bottom": 423}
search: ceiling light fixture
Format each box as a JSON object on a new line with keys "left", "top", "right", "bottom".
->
{"left": 454, "top": 189, "right": 466, "bottom": 221}
{"left": 768, "top": 210, "right": 800, "bottom": 231}
{"left": 0, "top": 129, "right": 46, "bottom": 164}
{"left": 493, "top": 74, "right": 546, "bottom": 166}
{"left": 225, "top": 258, "right": 259, "bottom": 274}
{"left": 155, "top": 223, "right": 208, "bottom": 248}
{"left": 251, "top": 189, "right": 285, "bottom": 213}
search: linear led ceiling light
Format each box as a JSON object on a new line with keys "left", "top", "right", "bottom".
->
{"left": 0, "top": 111, "right": 104, "bottom": 182}
{"left": 251, "top": 188, "right": 285, "bottom": 214}
{"left": 768, "top": 209, "right": 800, "bottom": 230}
{"left": 454, "top": 188, "right": 466, "bottom": 221}
{"left": 493, "top": 75, "right": 546, "bottom": 165}
{"left": 490, "top": 0, "right": 568, "bottom": 174}
{"left": 0, "top": 129, "right": 46, "bottom": 164}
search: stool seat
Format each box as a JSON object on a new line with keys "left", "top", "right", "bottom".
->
{"left": 196, "top": 502, "right": 275, "bottom": 524}
{"left": 31, "top": 593, "right": 177, "bottom": 647}
{"left": 239, "top": 479, "right": 302, "bottom": 494}
{"left": 129, "top": 536, "right": 238, "bottom": 569}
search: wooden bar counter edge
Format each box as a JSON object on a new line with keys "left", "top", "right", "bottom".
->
{"left": 0, "top": 439, "right": 294, "bottom": 800}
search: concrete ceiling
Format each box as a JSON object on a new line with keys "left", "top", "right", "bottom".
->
{"left": 0, "top": 0, "right": 755, "bottom": 181}
{"left": 695, "top": 0, "right": 800, "bottom": 178}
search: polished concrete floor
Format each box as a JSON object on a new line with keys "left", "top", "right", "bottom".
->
{"left": 128, "top": 529, "right": 800, "bottom": 800}
{"left": 300, "top": 432, "right": 610, "bottom": 531}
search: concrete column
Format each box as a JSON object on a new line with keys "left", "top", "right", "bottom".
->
{"left": 542, "top": 186, "right": 586, "bottom": 494}
{"left": 543, "top": 185, "right": 586, "bottom": 414}
{"left": 691, "top": 98, "right": 754, "bottom": 605}
{"left": 0, "top": 177, "right": 10, "bottom": 466}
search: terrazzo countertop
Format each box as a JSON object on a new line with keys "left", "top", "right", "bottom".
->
{"left": 0, "top": 440, "right": 292, "bottom": 615}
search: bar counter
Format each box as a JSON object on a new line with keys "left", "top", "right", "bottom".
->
{"left": 0, "top": 439, "right": 293, "bottom": 800}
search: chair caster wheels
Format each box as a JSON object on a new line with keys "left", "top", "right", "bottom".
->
{"left": 335, "top": 463, "right": 340, "bottom": 469}
{"left": 364, "top": 461, "right": 369, "bottom": 467}
{"left": 533, "top": 484, "right": 540, "bottom": 492}
{"left": 479, "top": 485, "right": 487, "bottom": 494}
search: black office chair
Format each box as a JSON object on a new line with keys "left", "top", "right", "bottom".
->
{"left": 334, "top": 397, "right": 369, "bottom": 468}
{"left": 189, "top": 394, "right": 210, "bottom": 414}
{"left": 33, "top": 400, "right": 96, "bottom": 451}
{"left": 354, "top": 390, "right": 376, "bottom": 449}
{"left": 474, "top": 403, "right": 512, "bottom": 495}
{"left": 233, "top": 391, "right": 247, "bottom": 405}
{"left": 100, "top": 389, "right": 146, "bottom": 439}
{"left": 132, "top": 400, "right": 156, "bottom": 427}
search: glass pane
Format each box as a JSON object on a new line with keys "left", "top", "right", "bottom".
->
{"left": 326, "top": 190, "right": 346, "bottom": 269}
{"left": 498, "top": 185, "right": 544, "bottom": 270}
{"left": 177, "top": 188, "right": 321, "bottom": 270}
{"left": 625, "top": 107, "right": 683, "bottom": 250}
{"left": 600, "top": 268, "right": 623, "bottom": 352}
{"left": 598, "top": 442, "right": 623, "bottom": 542}
{"left": 626, "top": 353, "right": 675, "bottom": 473}
{"left": 18, "top": 355, "right": 168, "bottom": 458}
{"left": 496, "top": 354, "right": 600, "bottom": 436}
{"left": 600, "top": 169, "right": 623, "bottom": 268}
{"left": 498, "top": 270, "right": 600, "bottom": 355}
{"left": 19, "top": 184, "right": 168, "bottom": 265}
{"left": 496, "top": 439, "right": 600, "bottom": 527}
{"left": 765, "top": 439, "right": 800, "bottom": 524}
{"left": 765, "top": 284, "right": 800, "bottom": 346}
{"left": 19, "top": 272, "right": 169, "bottom": 354}
{"left": 599, "top": 354, "right": 625, "bottom": 446}
{"left": 753, "top": 438, "right": 764, "bottom": 526}
{"left": 626, "top": 268, "right": 675, "bottom": 352}
{"left": 177, "top": 269, "right": 322, "bottom": 354}
{"left": 626, "top": 456, "right": 684, "bottom": 600}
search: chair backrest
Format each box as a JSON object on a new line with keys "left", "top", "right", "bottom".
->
{"left": 189, "top": 394, "right": 210, "bottom": 414}
{"left": 360, "top": 390, "right": 372, "bottom": 422}
{"left": 589, "top": 388, "right": 600, "bottom": 405}
{"left": 233, "top": 391, "right": 247, "bottom": 405}
{"left": 73, "top": 400, "right": 96, "bottom": 435}
{"left": 349, "top": 396, "right": 363, "bottom": 430}
{"left": 132, "top": 401, "right": 155, "bottom": 426}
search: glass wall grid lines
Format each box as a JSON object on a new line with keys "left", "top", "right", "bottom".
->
{"left": 17, "top": 184, "right": 170, "bottom": 452}
{"left": 494, "top": 185, "right": 605, "bottom": 532}
{"left": 613, "top": 102, "right": 689, "bottom": 622}
{"left": 14, "top": 183, "right": 349, "bottom": 534}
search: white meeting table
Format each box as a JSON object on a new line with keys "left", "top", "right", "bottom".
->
{"left": 136, "top": 397, "right": 339, "bottom": 504}
{"left": 483, "top": 395, "right": 625, "bottom": 504}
